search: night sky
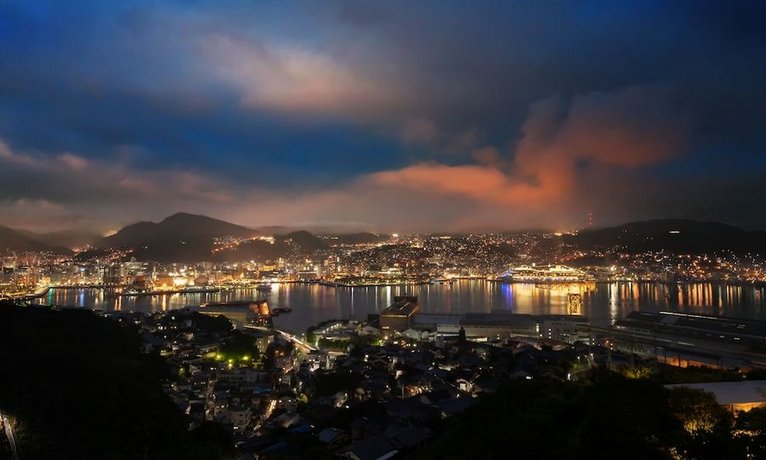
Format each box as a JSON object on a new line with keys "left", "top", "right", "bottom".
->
{"left": 1, "top": 1, "right": 765, "bottom": 233}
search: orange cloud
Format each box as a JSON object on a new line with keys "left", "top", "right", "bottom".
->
{"left": 361, "top": 86, "right": 691, "bottom": 211}
{"left": 0, "top": 85, "right": 693, "bottom": 234}
{"left": 368, "top": 163, "right": 561, "bottom": 205}
{"left": 516, "top": 86, "right": 689, "bottom": 171}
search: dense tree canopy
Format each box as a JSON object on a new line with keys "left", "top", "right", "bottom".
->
{"left": 413, "top": 369, "right": 766, "bottom": 459}
{"left": 0, "top": 302, "right": 233, "bottom": 459}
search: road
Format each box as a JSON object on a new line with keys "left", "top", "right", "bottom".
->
{"left": 245, "top": 325, "right": 317, "bottom": 352}
{"left": 1, "top": 411, "right": 20, "bottom": 460}
{"left": 275, "top": 329, "right": 317, "bottom": 352}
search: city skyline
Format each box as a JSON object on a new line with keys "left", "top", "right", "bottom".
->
{"left": 4, "top": 3, "right": 766, "bottom": 457}
{"left": 2, "top": 1, "right": 766, "bottom": 233}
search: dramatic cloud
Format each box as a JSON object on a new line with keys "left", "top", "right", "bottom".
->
{"left": 2, "top": 132, "right": 765, "bottom": 234}
{"left": 362, "top": 87, "right": 692, "bottom": 215}
{"left": 400, "top": 118, "right": 483, "bottom": 155}
{"left": 1, "top": 1, "right": 766, "bottom": 231}
{"left": 0, "top": 139, "right": 233, "bottom": 231}
{"left": 201, "top": 35, "right": 402, "bottom": 116}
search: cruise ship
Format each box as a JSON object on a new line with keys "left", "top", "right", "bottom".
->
{"left": 494, "top": 265, "right": 592, "bottom": 283}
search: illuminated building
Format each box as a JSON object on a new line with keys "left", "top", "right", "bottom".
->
{"left": 413, "top": 312, "right": 589, "bottom": 343}
{"left": 198, "top": 300, "right": 273, "bottom": 328}
{"left": 601, "top": 311, "right": 766, "bottom": 369}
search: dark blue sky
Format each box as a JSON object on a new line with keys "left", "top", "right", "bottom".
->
{"left": 1, "top": 0, "right": 765, "bottom": 232}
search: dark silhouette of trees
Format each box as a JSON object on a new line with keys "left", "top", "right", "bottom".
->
{"left": 0, "top": 303, "right": 233, "bottom": 459}
{"left": 413, "top": 369, "right": 758, "bottom": 459}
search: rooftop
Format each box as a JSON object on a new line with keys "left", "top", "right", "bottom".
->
{"left": 381, "top": 296, "right": 419, "bottom": 317}
{"left": 621, "top": 311, "right": 766, "bottom": 340}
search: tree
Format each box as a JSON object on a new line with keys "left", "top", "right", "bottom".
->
{"left": 414, "top": 379, "right": 587, "bottom": 459}
{"left": 314, "top": 368, "right": 364, "bottom": 397}
{"left": 668, "top": 387, "right": 731, "bottom": 434}
{"left": 219, "top": 331, "right": 260, "bottom": 361}
{"left": 733, "top": 406, "right": 766, "bottom": 458}
{"left": 667, "top": 387, "right": 737, "bottom": 459}
{"left": 0, "top": 304, "right": 234, "bottom": 459}
{"left": 580, "top": 372, "right": 684, "bottom": 459}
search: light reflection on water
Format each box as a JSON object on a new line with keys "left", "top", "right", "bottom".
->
{"left": 33, "top": 280, "right": 766, "bottom": 333}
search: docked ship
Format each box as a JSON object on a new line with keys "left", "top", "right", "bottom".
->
{"left": 0, "top": 285, "right": 51, "bottom": 300}
{"left": 271, "top": 307, "right": 292, "bottom": 315}
{"left": 181, "top": 285, "right": 219, "bottom": 294}
{"left": 117, "top": 286, "right": 219, "bottom": 297}
{"left": 494, "top": 265, "right": 593, "bottom": 283}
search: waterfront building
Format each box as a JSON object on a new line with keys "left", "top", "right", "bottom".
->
{"left": 380, "top": 296, "right": 419, "bottom": 335}
{"left": 411, "top": 311, "right": 589, "bottom": 343}
{"left": 596, "top": 311, "right": 766, "bottom": 369}
{"left": 197, "top": 300, "right": 272, "bottom": 328}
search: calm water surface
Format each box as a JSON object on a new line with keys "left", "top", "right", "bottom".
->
{"left": 33, "top": 281, "right": 766, "bottom": 333}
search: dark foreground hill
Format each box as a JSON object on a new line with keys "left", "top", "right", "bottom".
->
{"left": 0, "top": 302, "right": 233, "bottom": 459}
{"left": 414, "top": 369, "right": 766, "bottom": 459}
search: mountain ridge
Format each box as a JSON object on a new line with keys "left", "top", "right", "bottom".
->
{"left": 3, "top": 215, "right": 765, "bottom": 258}
{"left": 563, "top": 219, "right": 766, "bottom": 253}
{"left": 0, "top": 226, "right": 73, "bottom": 254}
{"left": 103, "top": 212, "right": 256, "bottom": 248}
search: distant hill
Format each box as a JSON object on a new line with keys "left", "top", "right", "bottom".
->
{"left": 208, "top": 230, "right": 327, "bottom": 262}
{"left": 100, "top": 213, "right": 257, "bottom": 262}
{"left": 280, "top": 230, "right": 327, "bottom": 252}
{"left": 0, "top": 226, "right": 72, "bottom": 254}
{"left": 23, "top": 229, "right": 100, "bottom": 249}
{"left": 255, "top": 225, "right": 293, "bottom": 234}
{"left": 564, "top": 219, "right": 766, "bottom": 253}
{"left": 333, "top": 232, "right": 390, "bottom": 245}
{"left": 104, "top": 212, "right": 255, "bottom": 247}
{"left": 97, "top": 213, "right": 333, "bottom": 262}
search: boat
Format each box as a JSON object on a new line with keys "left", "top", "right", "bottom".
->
{"left": 2, "top": 286, "right": 51, "bottom": 300}
{"left": 497, "top": 265, "right": 593, "bottom": 284}
{"left": 432, "top": 278, "right": 454, "bottom": 284}
{"left": 201, "top": 300, "right": 256, "bottom": 308}
{"left": 119, "top": 289, "right": 151, "bottom": 297}
{"left": 271, "top": 307, "right": 292, "bottom": 315}
{"left": 181, "top": 286, "right": 220, "bottom": 294}
{"left": 117, "top": 286, "right": 220, "bottom": 297}
{"left": 256, "top": 283, "right": 272, "bottom": 292}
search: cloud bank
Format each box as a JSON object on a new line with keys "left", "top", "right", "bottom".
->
{"left": 1, "top": 1, "right": 766, "bottom": 232}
